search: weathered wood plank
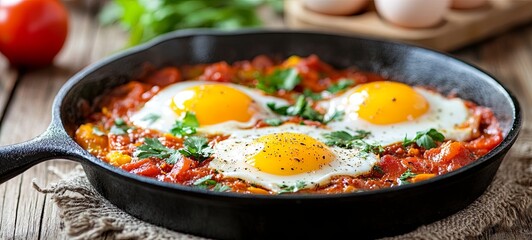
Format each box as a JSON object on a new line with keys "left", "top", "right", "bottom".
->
{"left": 0, "top": 42, "right": 21, "bottom": 240}
{"left": 0, "top": 5, "right": 100, "bottom": 240}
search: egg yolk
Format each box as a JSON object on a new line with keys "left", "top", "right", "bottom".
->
{"left": 247, "top": 132, "right": 335, "bottom": 176}
{"left": 170, "top": 84, "right": 255, "bottom": 126}
{"left": 351, "top": 81, "right": 429, "bottom": 124}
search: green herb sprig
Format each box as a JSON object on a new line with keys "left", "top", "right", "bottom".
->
{"left": 403, "top": 128, "right": 445, "bottom": 149}
{"left": 134, "top": 136, "right": 213, "bottom": 164}
{"left": 193, "top": 174, "right": 231, "bottom": 192}
{"left": 171, "top": 112, "right": 199, "bottom": 137}
{"left": 257, "top": 68, "right": 301, "bottom": 94}
{"left": 278, "top": 181, "right": 307, "bottom": 194}
{"left": 267, "top": 95, "right": 342, "bottom": 123}
{"left": 110, "top": 118, "right": 133, "bottom": 135}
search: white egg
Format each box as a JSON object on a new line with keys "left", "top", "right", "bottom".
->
{"left": 130, "top": 81, "right": 288, "bottom": 135}
{"left": 320, "top": 82, "right": 475, "bottom": 147}
{"left": 375, "top": 0, "right": 451, "bottom": 28}
{"left": 210, "top": 124, "right": 379, "bottom": 193}
{"left": 303, "top": 0, "right": 369, "bottom": 15}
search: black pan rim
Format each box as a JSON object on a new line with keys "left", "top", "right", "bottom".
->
{"left": 53, "top": 28, "right": 523, "bottom": 200}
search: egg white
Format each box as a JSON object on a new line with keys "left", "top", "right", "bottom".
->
{"left": 320, "top": 86, "right": 474, "bottom": 146}
{"left": 130, "top": 81, "right": 289, "bottom": 135}
{"left": 210, "top": 124, "right": 379, "bottom": 193}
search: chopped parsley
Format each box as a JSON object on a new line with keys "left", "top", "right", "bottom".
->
{"left": 193, "top": 175, "right": 231, "bottom": 192}
{"left": 278, "top": 181, "right": 307, "bottom": 194}
{"left": 327, "top": 78, "right": 354, "bottom": 94}
{"left": 267, "top": 95, "right": 330, "bottom": 123}
{"left": 372, "top": 165, "right": 384, "bottom": 175}
{"left": 141, "top": 113, "right": 161, "bottom": 125}
{"left": 302, "top": 88, "right": 323, "bottom": 100}
{"left": 134, "top": 136, "right": 213, "bottom": 164}
{"left": 322, "top": 130, "right": 371, "bottom": 148}
{"left": 110, "top": 118, "right": 132, "bottom": 135}
{"left": 403, "top": 128, "right": 445, "bottom": 149}
{"left": 257, "top": 68, "right": 301, "bottom": 94}
{"left": 323, "top": 130, "right": 382, "bottom": 155}
{"left": 399, "top": 169, "right": 417, "bottom": 184}
{"left": 170, "top": 112, "right": 199, "bottom": 137}
{"left": 92, "top": 126, "right": 105, "bottom": 136}
{"left": 178, "top": 136, "right": 213, "bottom": 162}
{"left": 134, "top": 138, "right": 181, "bottom": 164}
{"left": 264, "top": 118, "right": 283, "bottom": 126}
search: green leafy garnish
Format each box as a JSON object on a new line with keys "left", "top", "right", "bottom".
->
{"left": 99, "top": 0, "right": 272, "bottom": 46}
{"left": 134, "top": 136, "right": 213, "bottom": 164}
{"left": 267, "top": 95, "right": 325, "bottom": 122}
{"left": 110, "top": 118, "right": 132, "bottom": 135}
{"left": 170, "top": 112, "right": 199, "bottom": 137}
{"left": 324, "top": 110, "right": 345, "bottom": 123}
{"left": 399, "top": 169, "right": 417, "bottom": 184}
{"left": 327, "top": 79, "right": 354, "bottom": 94}
{"left": 372, "top": 165, "right": 384, "bottom": 175}
{"left": 403, "top": 128, "right": 445, "bottom": 149}
{"left": 134, "top": 138, "right": 181, "bottom": 164}
{"left": 322, "top": 130, "right": 371, "bottom": 148}
{"left": 141, "top": 113, "right": 161, "bottom": 125}
{"left": 352, "top": 140, "right": 384, "bottom": 156}
{"left": 278, "top": 181, "right": 307, "bottom": 194}
{"left": 257, "top": 68, "right": 301, "bottom": 94}
{"left": 193, "top": 175, "right": 231, "bottom": 192}
{"left": 264, "top": 118, "right": 283, "bottom": 126}
{"left": 178, "top": 136, "right": 213, "bottom": 162}
{"left": 92, "top": 126, "right": 105, "bottom": 136}
{"left": 302, "top": 89, "right": 323, "bottom": 100}
{"left": 323, "top": 130, "right": 382, "bottom": 155}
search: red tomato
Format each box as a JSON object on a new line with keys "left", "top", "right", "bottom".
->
{"left": 0, "top": 0, "right": 69, "bottom": 67}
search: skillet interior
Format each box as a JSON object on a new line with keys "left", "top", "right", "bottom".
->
{"left": 55, "top": 30, "right": 520, "bottom": 239}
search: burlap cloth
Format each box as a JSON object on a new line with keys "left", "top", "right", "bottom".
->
{"left": 33, "top": 129, "right": 532, "bottom": 240}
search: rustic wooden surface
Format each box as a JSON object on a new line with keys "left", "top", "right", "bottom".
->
{"left": 285, "top": 0, "right": 532, "bottom": 52}
{"left": 0, "top": 2, "right": 530, "bottom": 240}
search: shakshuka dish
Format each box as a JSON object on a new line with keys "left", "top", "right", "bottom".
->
{"left": 75, "top": 55, "right": 502, "bottom": 194}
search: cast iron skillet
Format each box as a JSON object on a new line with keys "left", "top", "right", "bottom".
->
{"left": 0, "top": 29, "right": 522, "bottom": 239}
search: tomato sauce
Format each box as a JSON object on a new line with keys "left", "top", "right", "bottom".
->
{"left": 75, "top": 55, "right": 503, "bottom": 195}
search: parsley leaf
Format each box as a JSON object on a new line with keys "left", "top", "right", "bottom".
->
{"left": 99, "top": 0, "right": 266, "bottom": 46}
{"left": 403, "top": 128, "right": 445, "bottom": 149}
{"left": 141, "top": 113, "right": 161, "bottom": 125}
{"left": 179, "top": 136, "right": 213, "bottom": 162}
{"left": 267, "top": 95, "right": 325, "bottom": 122}
{"left": 327, "top": 79, "right": 354, "bottom": 94}
{"left": 170, "top": 112, "right": 199, "bottom": 137}
{"left": 193, "top": 174, "right": 231, "bottom": 192}
{"left": 264, "top": 118, "right": 283, "bottom": 126}
{"left": 134, "top": 138, "right": 181, "bottom": 164}
{"left": 303, "top": 89, "right": 323, "bottom": 100}
{"left": 278, "top": 181, "right": 307, "bottom": 194}
{"left": 322, "top": 130, "right": 371, "bottom": 148}
{"left": 399, "top": 169, "right": 417, "bottom": 183}
{"left": 110, "top": 118, "right": 132, "bottom": 135}
{"left": 92, "top": 126, "right": 105, "bottom": 136}
{"left": 352, "top": 140, "right": 384, "bottom": 156}
{"left": 324, "top": 110, "right": 344, "bottom": 123}
{"left": 257, "top": 68, "right": 301, "bottom": 94}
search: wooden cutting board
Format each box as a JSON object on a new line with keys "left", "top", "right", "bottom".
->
{"left": 285, "top": 0, "right": 532, "bottom": 52}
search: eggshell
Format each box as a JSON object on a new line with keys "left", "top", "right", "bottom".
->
{"left": 375, "top": 0, "right": 451, "bottom": 28}
{"left": 451, "top": 0, "right": 487, "bottom": 9}
{"left": 303, "top": 0, "right": 369, "bottom": 15}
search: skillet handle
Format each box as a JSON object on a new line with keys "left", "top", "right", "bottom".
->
{"left": 0, "top": 124, "right": 82, "bottom": 184}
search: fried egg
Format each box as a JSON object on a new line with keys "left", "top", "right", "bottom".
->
{"left": 210, "top": 124, "right": 379, "bottom": 193}
{"left": 130, "top": 81, "right": 288, "bottom": 134}
{"left": 320, "top": 81, "right": 475, "bottom": 146}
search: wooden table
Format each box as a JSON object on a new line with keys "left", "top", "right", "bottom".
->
{"left": 0, "top": 3, "right": 530, "bottom": 240}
